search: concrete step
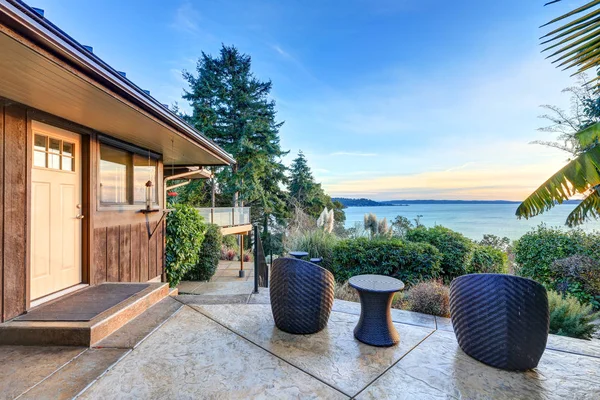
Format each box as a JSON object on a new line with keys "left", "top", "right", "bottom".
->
{"left": 94, "top": 296, "right": 183, "bottom": 349}
{"left": 0, "top": 283, "right": 169, "bottom": 347}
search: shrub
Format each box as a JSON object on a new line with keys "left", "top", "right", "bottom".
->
{"left": 514, "top": 225, "right": 588, "bottom": 283}
{"left": 331, "top": 237, "right": 442, "bottom": 285}
{"left": 468, "top": 244, "right": 508, "bottom": 274}
{"left": 334, "top": 281, "right": 407, "bottom": 309}
{"left": 514, "top": 225, "right": 600, "bottom": 308}
{"left": 222, "top": 234, "right": 238, "bottom": 249}
{"left": 242, "top": 253, "right": 252, "bottom": 262}
{"left": 334, "top": 281, "right": 360, "bottom": 303}
{"left": 221, "top": 248, "right": 237, "bottom": 261}
{"left": 185, "top": 224, "right": 222, "bottom": 281}
{"left": 404, "top": 280, "right": 450, "bottom": 317}
{"left": 165, "top": 204, "right": 206, "bottom": 287}
{"left": 285, "top": 229, "right": 339, "bottom": 271}
{"left": 548, "top": 290, "right": 599, "bottom": 340}
{"left": 551, "top": 255, "right": 600, "bottom": 308}
{"left": 406, "top": 226, "right": 473, "bottom": 281}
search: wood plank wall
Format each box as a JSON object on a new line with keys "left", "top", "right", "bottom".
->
{"left": 0, "top": 103, "right": 28, "bottom": 321}
{"left": 0, "top": 101, "right": 166, "bottom": 322}
{"left": 92, "top": 220, "right": 164, "bottom": 284}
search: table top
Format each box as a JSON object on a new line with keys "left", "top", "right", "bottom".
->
{"left": 289, "top": 251, "right": 309, "bottom": 258}
{"left": 349, "top": 274, "right": 405, "bottom": 293}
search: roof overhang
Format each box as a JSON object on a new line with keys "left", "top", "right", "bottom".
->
{"left": 0, "top": 0, "right": 235, "bottom": 166}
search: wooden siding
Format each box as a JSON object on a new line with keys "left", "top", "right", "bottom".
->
{"left": 0, "top": 103, "right": 28, "bottom": 321}
{"left": 92, "top": 220, "right": 164, "bottom": 284}
{"left": 0, "top": 100, "right": 166, "bottom": 322}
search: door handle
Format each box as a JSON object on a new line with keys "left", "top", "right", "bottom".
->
{"left": 75, "top": 214, "right": 84, "bottom": 219}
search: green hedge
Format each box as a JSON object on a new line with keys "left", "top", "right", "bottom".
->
{"left": 186, "top": 223, "right": 222, "bottom": 281}
{"left": 468, "top": 244, "right": 508, "bottom": 274}
{"left": 406, "top": 226, "right": 473, "bottom": 281}
{"left": 331, "top": 237, "right": 442, "bottom": 285}
{"left": 166, "top": 204, "right": 206, "bottom": 287}
{"left": 514, "top": 225, "right": 600, "bottom": 308}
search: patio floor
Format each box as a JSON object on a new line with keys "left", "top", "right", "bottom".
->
{"left": 2, "top": 280, "right": 600, "bottom": 399}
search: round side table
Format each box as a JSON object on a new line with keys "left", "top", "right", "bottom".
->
{"left": 349, "top": 274, "right": 405, "bottom": 347}
{"left": 289, "top": 251, "right": 309, "bottom": 259}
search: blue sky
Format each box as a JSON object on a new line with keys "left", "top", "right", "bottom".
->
{"left": 31, "top": 0, "right": 580, "bottom": 200}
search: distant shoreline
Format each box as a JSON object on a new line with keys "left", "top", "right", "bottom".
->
{"left": 333, "top": 197, "right": 581, "bottom": 208}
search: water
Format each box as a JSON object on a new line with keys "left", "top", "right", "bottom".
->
{"left": 343, "top": 204, "right": 600, "bottom": 241}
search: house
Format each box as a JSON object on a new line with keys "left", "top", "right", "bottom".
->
{"left": 0, "top": 0, "right": 238, "bottom": 330}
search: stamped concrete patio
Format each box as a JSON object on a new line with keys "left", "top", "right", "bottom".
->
{"left": 2, "top": 276, "right": 600, "bottom": 399}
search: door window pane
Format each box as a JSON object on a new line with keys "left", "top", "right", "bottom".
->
{"left": 62, "top": 157, "right": 73, "bottom": 171}
{"left": 48, "top": 153, "right": 60, "bottom": 169}
{"left": 100, "top": 145, "right": 129, "bottom": 204}
{"left": 49, "top": 138, "right": 61, "bottom": 154}
{"left": 34, "top": 134, "right": 47, "bottom": 151}
{"left": 62, "top": 142, "right": 74, "bottom": 157}
{"left": 34, "top": 151, "right": 46, "bottom": 168}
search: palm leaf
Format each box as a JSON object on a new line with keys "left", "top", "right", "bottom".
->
{"left": 516, "top": 146, "right": 600, "bottom": 218}
{"left": 575, "top": 120, "right": 600, "bottom": 147}
{"left": 542, "top": 1, "right": 600, "bottom": 81}
{"left": 566, "top": 187, "right": 600, "bottom": 226}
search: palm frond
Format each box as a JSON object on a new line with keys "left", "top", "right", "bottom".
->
{"left": 566, "top": 187, "right": 600, "bottom": 226}
{"left": 516, "top": 146, "right": 600, "bottom": 218}
{"left": 542, "top": 1, "right": 600, "bottom": 81}
{"left": 575, "top": 121, "right": 600, "bottom": 147}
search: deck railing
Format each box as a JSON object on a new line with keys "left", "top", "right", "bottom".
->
{"left": 196, "top": 207, "right": 251, "bottom": 227}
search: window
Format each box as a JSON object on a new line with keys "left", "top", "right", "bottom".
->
{"left": 99, "top": 142, "right": 158, "bottom": 206}
{"left": 34, "top": 134, "right": 75, "bottom": 171}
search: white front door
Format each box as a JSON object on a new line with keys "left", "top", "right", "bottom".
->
{"left": 30, "top": 122, "right": 82, "bottom": 300}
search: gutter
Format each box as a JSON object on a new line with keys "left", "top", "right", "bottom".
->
{"left": 0, "top": 0, "right": 236, "bottom": 165}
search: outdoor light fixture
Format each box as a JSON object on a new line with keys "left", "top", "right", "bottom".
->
{"left": 145, "top": 180, "right": 153, "bottom": 211}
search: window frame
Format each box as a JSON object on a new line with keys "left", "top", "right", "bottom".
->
{"left": 97, "top": 136, "right": 161, "bottom": 210}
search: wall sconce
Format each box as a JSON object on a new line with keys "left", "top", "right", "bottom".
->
{"left": 145, "top": 180, "right": 153, "bottom": 211}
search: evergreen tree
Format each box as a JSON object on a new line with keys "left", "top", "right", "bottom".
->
{"left": 183, "top": 45, "right": 289, "bottom": 225}
{"left": 288, "top": 151, "right": 345, "bottom": 223}
{"left": 288, "top": 151, "right": 316, "bottom": 206}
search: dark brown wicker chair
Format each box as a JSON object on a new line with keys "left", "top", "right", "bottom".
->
{"left": 270, "top": 257, "right": 335, "bottom": 334}
{"left": 450, "top": 274, "right": 549, "bottom": 371}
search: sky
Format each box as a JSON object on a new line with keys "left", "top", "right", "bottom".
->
{"left": 30, "top": 0, "right": 582, "bottom": 201}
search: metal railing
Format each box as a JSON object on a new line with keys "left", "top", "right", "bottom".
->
{"left": 196, "top": 207, "right": 251, "bottom": 227}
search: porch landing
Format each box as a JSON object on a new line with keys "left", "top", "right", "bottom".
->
{"left": 1, "top": 295, "right": 599, "bottom": 399}
{"left": 0, "top": 283, "right": 169, "bottom": 347}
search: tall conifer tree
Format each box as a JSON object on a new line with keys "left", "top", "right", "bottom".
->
{"left": 183, "top": 45, "right": 289, "bottom": 225}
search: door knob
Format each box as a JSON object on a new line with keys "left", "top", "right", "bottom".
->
{"left": 75, "top": 214, "right": 84, "bottom": 219}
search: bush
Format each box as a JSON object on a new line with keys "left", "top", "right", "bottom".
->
{"left": 404, "top": 280, "right": 450, "bottom": 317}
{"left": 514, "top": 225, "right": 588, "bottom": 283}
{"left": 222, "top": 234, "right": 238, "bottom": 249}
{"left": 334, "top": 281, "right": 360, "bottom": 303}
{"left": 285, "top": 229, "right": 339, "bottom": 271}
{"left": 331, "top": 237, "right": 442, "bottom": 285}
{"left": 406, "top": 226, "right": 473, "bottom": 281}
{"left": 468, "top": 244, "right": 508, "bottom": 274}
{"left": 551, "top": 255, "right": 600, "bottom": 308}
{"left": 334, "top": 281, "right": 406, "bottom": 309}
{"left": 166, "top": 204, "right": 206, "bottom": 287}
{"left": 221, "top": 248, "right": 237, "bottom": 261}
{"left": 185, "top": 224, "right": 222, "bottom": 281}
{"left": 548, "top": 290, "right": 599, "bottom": 340}
{"left": 514, "top": 225, "right": 600, "bottom": 308}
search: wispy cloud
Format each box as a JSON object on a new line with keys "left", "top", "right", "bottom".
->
{"left": 171, "top": 2, "right": 201, "bottom": 34}
{"left": 330, "top": 151, "right": 378, "bottom": 157}
{"left": 445, "top": 162, "right": 476, "bottom": 172}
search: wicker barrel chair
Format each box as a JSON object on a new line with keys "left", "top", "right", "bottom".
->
{"left": 450, "top": 274, "right": 549, "bottom": 371}
{"left": 270, "top": 257, "right": 335, "bottom": 334}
